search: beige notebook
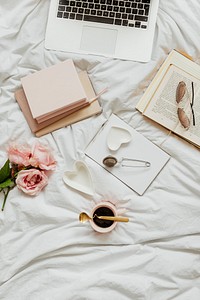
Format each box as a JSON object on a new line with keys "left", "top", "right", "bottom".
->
{"left": 21, "top": 59, "right": 88, "bottom": 123}
{"left": 15, "top": 71, "right": 102, "bottom": 137}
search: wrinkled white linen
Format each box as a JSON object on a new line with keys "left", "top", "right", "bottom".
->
{"left": 1, "top": 0, "right": 200, "bottom": 299}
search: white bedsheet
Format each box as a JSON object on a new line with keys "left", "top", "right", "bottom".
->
{"left": 1, "top": 0, "right": 200, "bottom": 299}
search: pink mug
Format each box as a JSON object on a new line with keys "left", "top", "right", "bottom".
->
{"left": 90, "top": 201, "right": 118, "bottom": 233}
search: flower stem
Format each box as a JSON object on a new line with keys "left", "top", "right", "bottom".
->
{"left": 1, "top": 187, "right": 10, "bottom": 211}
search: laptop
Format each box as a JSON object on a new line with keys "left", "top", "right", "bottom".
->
{"left": 45, "top": 0, "right": 159, "bottom": 62}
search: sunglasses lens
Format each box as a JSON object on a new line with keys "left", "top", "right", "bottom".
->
{"left": 177, "top": 108, "right": 190, "bottom": 129}
{"left": 176, "top": 81, "right": 186, "bottom": 103}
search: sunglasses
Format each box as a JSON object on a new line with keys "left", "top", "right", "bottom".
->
{"left": 176, "top": 81, "right": 195, "bottom": 130}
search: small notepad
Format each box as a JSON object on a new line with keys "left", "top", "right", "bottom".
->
{"left": 21, "top": 59, "right": 88, "bottom": 123}
{"left": 85, "top": 114, "right": 170, "bottom": 195}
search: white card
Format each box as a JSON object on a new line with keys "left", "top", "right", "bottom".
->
{"left": 85, "top": 114, "right": 170, "bottom": 195}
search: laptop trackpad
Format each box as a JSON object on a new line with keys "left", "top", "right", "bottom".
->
{"left": 80, "top": 26, "right": 117, "bottom": 55}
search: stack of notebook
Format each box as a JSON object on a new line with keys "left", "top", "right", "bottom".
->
{"left": 15, "top": 59, "right": 102, "bottom": 137}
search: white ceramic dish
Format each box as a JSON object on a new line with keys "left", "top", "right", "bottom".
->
{"left": 107, "top": 126, "right": 132, "bottom": 151}
{"left": 63, "top": 160, "right": 94, "bottom": 196}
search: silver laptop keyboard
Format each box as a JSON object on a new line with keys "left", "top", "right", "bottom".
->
{"left": 57, "top": 0, "right": 151, "bottom": 29}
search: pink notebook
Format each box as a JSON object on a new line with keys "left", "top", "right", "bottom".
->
{"left": 21, "top": 59, "right": 88, "bottom": 123}
{"left": 15, "top": 71, "right": 102, "bottom": 137}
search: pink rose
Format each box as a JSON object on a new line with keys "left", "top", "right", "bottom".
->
{"left": 8, "top": 144, "right": 32, "bottom": 166}
{"left": 16, "top": 169, "right": 48, "bottom": 196}
{"left": 30, "top": 142, "right": 56, "bottom": 171}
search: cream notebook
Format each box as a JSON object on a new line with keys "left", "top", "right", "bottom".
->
{"left": 21, "top": 59, "right": 88, "bottom": 123}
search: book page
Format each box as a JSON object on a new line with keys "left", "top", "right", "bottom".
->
{"left": 144, "top": 64, "right": 200, "bottom": 146}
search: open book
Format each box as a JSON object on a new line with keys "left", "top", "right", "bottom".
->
{"left": 136, "top": 50, "right": 200, "bottom": 148}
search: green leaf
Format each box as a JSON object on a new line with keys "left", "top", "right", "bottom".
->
{"left": 0, "top": 159, "right": 11, "bottom": 183}
{"left": 0, "top": 178, "right": 15, "bottom": 189}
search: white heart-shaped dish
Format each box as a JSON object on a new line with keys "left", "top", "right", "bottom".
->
{"left": 107, "top": 126, "right": 132, "bottom": 151}
{"left": 63, "top": 160, "right": 94, "bottom": 196}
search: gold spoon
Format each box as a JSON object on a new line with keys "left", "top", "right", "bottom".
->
{"left": 79, "top": 212, "right": 129, "bottom": 223}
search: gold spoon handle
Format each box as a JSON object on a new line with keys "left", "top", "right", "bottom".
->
{"left": 97, "top": 216, "right": 129, "bottom": 222}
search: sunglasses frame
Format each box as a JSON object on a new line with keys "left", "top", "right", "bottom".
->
{"left": 176, "top": 81, "right": 195, "bottom": 130}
